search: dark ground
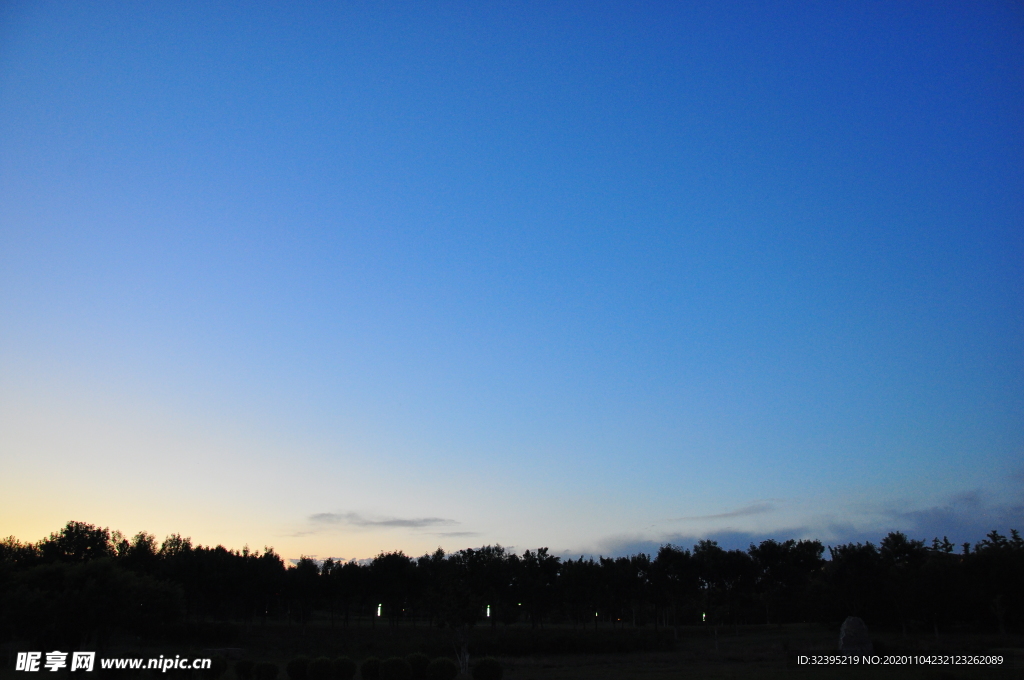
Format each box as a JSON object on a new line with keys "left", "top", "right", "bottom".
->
{"left": 2, "top": 621, "right": 1021, "bottom": 679}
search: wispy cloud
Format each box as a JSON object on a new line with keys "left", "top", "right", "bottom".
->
{"left": 670, "top": 501, "right": 775, "bottom": 522}
{"left": 593, "top": 489, "right": 1024, "bottom": 558}
{"left": 287, "top": 556, "right": 348, "bottom": 566}
{"left": 434, "top": 531, "right": 481, "bottom": 538}
{"left": 880, "top": 491, "right": 1023, "bottom": 544}
{"left": 594, "top": 528, "right": 807, "bottom": 557}
{"left": 310, "top": 512, "right": 459, "bottom": 529}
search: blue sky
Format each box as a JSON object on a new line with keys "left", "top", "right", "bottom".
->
{"left": 1, "top": 1, "right": 1021, "bottom": 560}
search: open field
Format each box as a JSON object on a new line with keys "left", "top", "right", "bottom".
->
{"left": 503, "top": 651, "right": 1024, "bottom": 680}
{"left": 4, "top": 622, "right": 1021, "bottom": 680}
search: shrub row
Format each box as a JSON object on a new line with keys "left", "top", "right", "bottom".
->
{"left": 236, "top": 655, "right": 501, "bottom": 680}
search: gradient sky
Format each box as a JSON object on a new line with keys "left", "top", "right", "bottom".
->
{"left": 1, "top": 1, "right": 1022, "bottom": 561}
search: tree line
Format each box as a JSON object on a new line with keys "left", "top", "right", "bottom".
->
{"left": 1, "top": 521, "right": 1021, "bottom": 649}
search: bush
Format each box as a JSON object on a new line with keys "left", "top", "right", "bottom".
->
{"left": 287, "top": 658, "right": 310, "bottom": 680}
{"left": 379, "top": 658, "right": 411, "bottom": 680}
{"left": 254, "top": 663, "right": 279, "bottom": 680}
{"left": 424, "top": 659, "right": 458, "bottom": 680}
{"left": 235, "top": 661, "right": 255, "bottom": 680}
{"left": 332, "top": 658, "right": 357, "bottom": 680}
{"left": 307, "top": 658, "right": 333, "bottom": 680}
{"left": 471, "top": 658, "right": 502, "bottom": 680}
{"left": 406, "top": 654, "right": 430, "bottom": 680}
{"left": 359, "top": 657, "right": 380, "bottom": 680}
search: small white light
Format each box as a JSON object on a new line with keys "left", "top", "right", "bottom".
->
{"left": 377, "top": 604, "right": 382, "bottom": 617}
{"left": 702, "top": 612, "right": 706, "bottom": 622}
{"left": 486, "top": 605, "right": 491, "bottom": 617}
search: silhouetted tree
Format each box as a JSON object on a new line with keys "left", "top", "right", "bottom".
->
{"left": 824, "top": 541, "right": 882, "bottom": 622}
{"left": 879, "top": 531, "right": 928, "bottom": 636}
{"left": 559, "top": 556, "right": 601, "bottom": 628}
{"left": 0, "top": 557, "right": 182, "bottom": 648}
{"left": 370, "top": 551, "right": 416, "bottom": 628}
{"left": 749, "top": 539, "right": 823, "bottom": 624}
{"left": 39, "top": 521, "right": 113, "bottom": 562}
{"left": 967, "top": 529, "right": 1024, "bottom": 634}
{"left": 114, "top": 531, "right": 159, "bottom": 574}
{"left": 3, "top": 519, "right": 1021, "bottom": 646}
{"left": 518, "top": 548, "right": 559, "bottom": 629}
{"left": 650, "top": 544, "right": 697, "bottom": 634}
{"left": 290, "top": 558, "right": 320, "bottom": 626}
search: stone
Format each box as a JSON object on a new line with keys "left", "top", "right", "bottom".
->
{"left": 838, "top": 616, "right": 873, "bottom": 654}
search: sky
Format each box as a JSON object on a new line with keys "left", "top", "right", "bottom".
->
{"left": 1, "top": 1, "right": 1022, "bottom": 561}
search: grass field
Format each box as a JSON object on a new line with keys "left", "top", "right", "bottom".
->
{"left": 502, "top": 652, "right": 1023, "bottom": 680}
{"left": 2, "top": 623, "right": 1021, "bottom": 679}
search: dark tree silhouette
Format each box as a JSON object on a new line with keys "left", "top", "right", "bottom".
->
{"left": 370, "top": 551, "right": 416, "bottom": 628}
{"left": 39, "top": 521, "right": 113, "bottom": 562}
{"left": 650, "top": 544, "right": 697, "bottom": 634}
{"left": 749, "top": 538, "right": 824, "bottom": 624}
{"left": 824, "top": 541, "right": 882, "bottom": 621}
{"left": 3, "top": 519, "right": 1022, "bottom": 648}
{"left": 518, "top": 548, "right": 559, "bottom": 629}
